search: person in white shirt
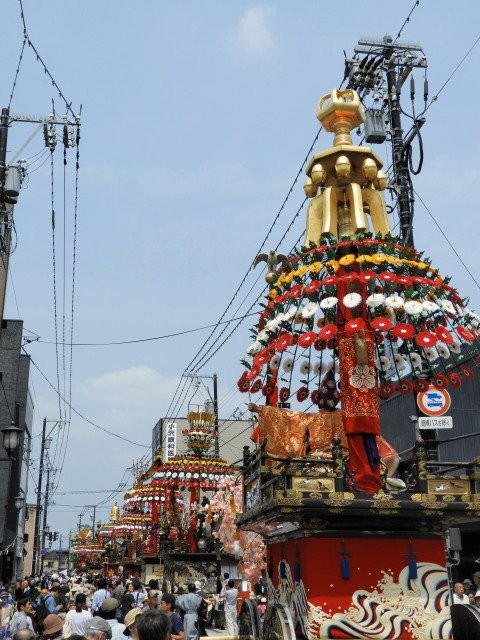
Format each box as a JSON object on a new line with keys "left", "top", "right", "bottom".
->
{"left": 99, "top": 598, "right": 125, "bottom": 640}
{"left": 452, "top": 582, "right": 469, "bottom": 604}
{"left": 64, "top": 593, "right": 92, "bottom": 637}
{"left": 92, "top": 579, "right": 109, "bottom": 613}
{"left": 131, "top": 580, "right": 147, "bottom": 610}
{"left": 221, "top": 580, "right": 238, "bottom": 637}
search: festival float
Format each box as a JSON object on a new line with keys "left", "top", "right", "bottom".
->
{"left": 70, "top": 526, "right": 104, "bottom": 573}
{"left": 236, "top": 88, "right": 480, "bottom": 639}
{"left": 110, "top": 405, "right": 256, "bottom": 589}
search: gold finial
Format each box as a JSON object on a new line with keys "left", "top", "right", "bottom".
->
{"left": 110, "top": 500, "right": 121, "bottom": 523}
{"left": 253, "top": 250, "right": 290, "bottom": 285}
{"left": 316, "top": 89, "right": 365, "bottom": 147}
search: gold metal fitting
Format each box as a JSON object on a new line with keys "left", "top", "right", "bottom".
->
{"left": 362, "top": 157, "right": 378, "bottom": 181}
{"left": 335, "top": 155, "right": 351, "bottom": 179}
{"left": 316, "top": 88, "right": 365, "bottom": 147}
{"left": 311, "top": 162, "right": 326, "bottom": 186}
{"left": 374, "top": 169, "right": 388, "bottom": 191}
{"left": 303, "top": 176, "right": 318, "bottom": 198}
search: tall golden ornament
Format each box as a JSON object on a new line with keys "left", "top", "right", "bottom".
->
{"left": 303, "top": 88, "right": 391, "bottom": 245}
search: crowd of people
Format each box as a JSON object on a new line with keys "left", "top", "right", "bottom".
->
{"left": 0, "top": 574, "right": 241, "bottom": 640}
{"left": 452, "top": 571, "right": 480, "bottom": 606}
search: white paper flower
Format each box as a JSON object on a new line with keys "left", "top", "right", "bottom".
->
{"left": 385, "top": 294, "right": 404, "bottom": 309}
{"left": 299, "top": 360, "right": 311, "bottom": 375}
{"left": 409, "top": 352, "right": 422, "bottom": 368}
{"left": 394, "top": 353, "right": 407, "bottom": 371}
{"left": 313, "top": 360, "right": 322, "bottom": 376}
{"left": 436, "top": 343, "right": 450, "bottom": 359}
{"left": 283, "top": 307, "right": 297, "bottom": 322}
{"left": 257, "top": 330, "right": 268, "bottom": 342}
{"left": 441, "top": 299, "right": 456, "bottom": 315}
{"left": 247, "top": 341, "right": 262, "bottom": 356}
{"left": 302, "top": 302, "right": 319, "bottom": 319}
{"left": 282, "top": 357, "right": 294, "bottom": 373}
{"left": 375, "top": 355, "right": 390, "bottom": 371}
{"left": 450, "top": 340, "right": 461, "bottom": 354}
{"left": 349, "top": 364, "right": 376, "bottom": 392}
{"left": 366, "top": 293, "right": 385, "bottom": 308}
{"left": 265, "top": 316, "right": 282, "bottom": 332}
{"left": 343, "top": 292, "right": 362, "bottom": 308}
{"left": 270, "top": 353, "right": 281, "bottom": 370}
{"left": 320, "top": 296, "right": 338, "bottom": 310}
{"left": 424, "top": 347, "right": 438, "bottom": 362}
{"left": 422, "top": 300, "right": 439, "bottom": 313}
{"left": 404, "top": 300, "right": 423, "bottom": 315}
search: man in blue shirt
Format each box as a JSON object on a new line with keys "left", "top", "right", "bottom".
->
{"left": 160, "top": 595, "right": 184, "bottom": 640}
{"left": 44, "top": 585, "right": 62, "bottom": 614}
{"left": 92, "top": 579, "right": 109, "bottom": 614}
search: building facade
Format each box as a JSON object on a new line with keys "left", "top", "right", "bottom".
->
{"left": 0, "top": 319, "right": 33, "bottom": 581}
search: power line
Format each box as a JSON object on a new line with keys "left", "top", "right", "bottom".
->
{"left": 8, "top": 34, "right": 27, "bottom": 110}
{"left": 425, "top": 34, "right": 480, "bottom": 113}
{"left": 413, "top": 189, "right": 480, "bottom": 292}
{"left": 32, "top": 310, "right": 259, "bottom": 346}
{"left": 393, "top": 0, "right": 421, "bottom": 45}
{"left": 25, "top": 352, "right": 149, "bottom": 448}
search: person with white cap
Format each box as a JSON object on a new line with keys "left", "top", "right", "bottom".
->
{"left": 85, "top": 617, "right": 113, "bottom": 640}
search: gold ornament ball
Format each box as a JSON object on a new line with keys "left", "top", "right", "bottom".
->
{"left": 266, "top": 272, "right": 277, "bottom": 285}
{"left": 362, "top": 158, "right": 378, "bottom": 181}
{"left": 335, "top": 155, "right": 351, "bottom": 179}
{"left": 311, "top": 163, "right": 326, "bottom": 186}
{"left": 303, "top": 177, "right": 318, "bottom": 198}
{"left": 374, "top": 170, "right": 388, "bottom": 191}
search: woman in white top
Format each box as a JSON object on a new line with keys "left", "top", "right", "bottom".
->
{"left": 64, "top": 593, "right": 91, "bottom": 638}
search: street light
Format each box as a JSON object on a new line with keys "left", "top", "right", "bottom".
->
{"left": 14, "top": 494, "right": 24, "bottom": 511}
{"left": 1, "top": 422, "right": 22, "bottom": 458}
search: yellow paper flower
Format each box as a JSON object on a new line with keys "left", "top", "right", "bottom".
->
{"left": 339, "top": 254, "right": 356, "bottom": 266}
{"left": 284, "top": 273, "right": 294, "bottom": 284}
{"left": 370, "top": 253, "right": 386, "bottom": 264}
{"left": 416, "top": 262, "right": 428, "bottom": 270}
{"left": 356, "top": 255, "right": 369, "bottom": 263}
{"left": 309, "top": 261, "right": 322, "bottom": 273}
{"left": 297, "top": 265, "right": 308, "bottom": 276}
{"left": 268, "top": 289, "right": 278, "bottom": 299}
{"left": 326, "top": 259, "right": 340, "bottom": 273}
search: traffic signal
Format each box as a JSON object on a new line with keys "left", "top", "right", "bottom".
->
{"left": 53, "top": 532, "right": 59, "bottom": 541}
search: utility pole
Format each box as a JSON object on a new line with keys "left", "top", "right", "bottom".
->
{"left": 213, "top": 373, "right": 219, "bottom": 456}
{"left": 77, "top": 513, "right": 82, "bottom": 531}
{"left": 344, "top": 35, "right": 427, "bottom": 248}
{"left": 0, "top": 107, "right": 11, "bottom": 329}
{"left": 92, "top": 505, "right": 96, "bottom": 534}
{"left": 39, "top": 467, "right": 50, "bottom": 575}
{"left": 32, "top": 417, "right": 46, "bottom": 575}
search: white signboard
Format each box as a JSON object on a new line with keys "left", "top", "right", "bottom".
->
{"left": 165, "top": 422, "right": 177, "bottom": 460}
{"left": 418, "top": 416, "right": 453, "bottom": 430}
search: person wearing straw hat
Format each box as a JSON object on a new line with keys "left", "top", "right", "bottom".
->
{"left": 122, "top": 608, "right": 141, "bottom": 640}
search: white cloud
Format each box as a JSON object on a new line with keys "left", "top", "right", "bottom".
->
{"left": 228, "top": 6, "right": 276, "bottom": 57}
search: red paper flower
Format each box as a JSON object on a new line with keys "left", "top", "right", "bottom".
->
{"left": 296, "top": 387, "right": 309, "bottom": 402}
{"left": 313, "top": 338, "right": 327, "bottom": 351}
{"left": 298, "top": 331, "right": 317, "bottom": 348}
{"left": 321, "top": 275, "right": 338, "bottom": 286}
{"left": 398, "top": 380, "right": 413, "bottom": 395}
{"left": 457, "top": 326, "right": 475, "bottom": 341}
{"left": 448, "top": 372, "right": 461, "bottom": 388}
{"left": 310, "top": 389, "right": 320, "bottom": 404}
{"left": 342, "top": 272, "right": 359, "bottom": 284}
{"left": 278, "top": 387, "right": 290, "bottom": 403}
{"left": 392, "top": 323, "right": 415, "bottom": 339}
{"left": 318, "top": 324, "right": 338, "bottom": 340}
{"left": 433, "top": 374, "right": 448, "bottom": 389}
{"left": 358, "top": 270, "right": 376, "bottom": 283}
{"left": 262, "top": 381, "right": 276, "bottom": 396}
{"left": 461, "top": 365, "right": 474, "bottom": 380}
{"left": 396, "top": 275, "right": 411, "bottom": 286}
{"left": 293, "top": 284, "right": 305, "bottom": 299}
{"left": 378, "top": 271, "right": 397, "bottom": 282}
{"left": 345, "top": 318, "right": 366, "bottom": 332}
{"left": 371, "top": 317, "right": 393, "bottom": 332}
{"left": 275, "top": 333, "right": 292, "bottom": 352}
{"left": 249, "top": 379, "right": 262, "bottom": 394}
{"left": 246, "top": 366, "right": 261, "bottom": 381}
{"left": 379, "top": 382, "right": 395, "bottom": 398}
{"left": 435, "top": 326, "right": 453, "bottom": 344}
{"left": 253, "top": 349, "right": 272, "bottom": 367}
{"left": 414, "top": 378, "right": 429, "bottom": 392}
{"left": 305, "top": 280, "right": 321, "bottom": 294}
{"left": 415, "top": 332, "right": 438, "bottom": 348}
{"left": 237, "top": 373, "right": 250, "bottom": 393}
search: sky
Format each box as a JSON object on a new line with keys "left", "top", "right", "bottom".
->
{"left": 1, "top": 0, "right": 480, "bottom": 544}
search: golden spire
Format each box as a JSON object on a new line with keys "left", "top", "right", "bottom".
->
{"left": 303, "top": 89, "right": 390, "bottom": 245}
